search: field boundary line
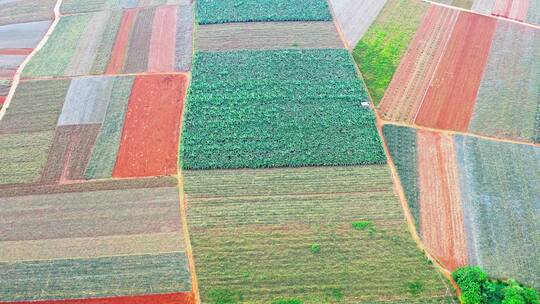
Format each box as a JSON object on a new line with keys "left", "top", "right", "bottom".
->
{"left": 327, "top": 1, "right": 460, "bottom": 297}
{"left": 187, "top": 189, "right": 393, "bottom": 200}
{"left": 0, "top": 0, "right": 64, "bottom": 121}
{"left": 17, "top": 71, "right": 191, "bottom": 82}
{"left": 423, "top": 0, "right": 540, "bottom": 30}
{"left": 381, "top": 119, "right": 540, "bottom": 147}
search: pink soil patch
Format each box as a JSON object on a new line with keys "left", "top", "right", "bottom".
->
{"left": 112, "top": 74, "right": 187, "bottom": 178}
{"left": 106, "top": 9, "right": 137, "bottom": 74}
{"left": 379, "top": 5, "right": 458, "bottom": 123}
{"left": 0, "top": 48, "right": 33, "bottom": 55}
{"left": 414, "top": 12, "right": 497, "bottom": 132}
{"left": 492, "top": 0, "right": 530, "bottom": 21}
{"left": 417, "top": 130, "right": 468, "bottom": 271}
{"left": 148, "top": 5, "right": 177, "bottom": 72}
{"left": 0, "top": 95, "right": 6, "bottom": 106}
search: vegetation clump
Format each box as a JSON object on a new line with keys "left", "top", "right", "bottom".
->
{"left": 452, "top": 266, "right": 539, "bottom": 304}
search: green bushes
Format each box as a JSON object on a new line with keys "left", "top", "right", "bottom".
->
{"left": 452, "top": 266, "right": 539, "bottom": 304}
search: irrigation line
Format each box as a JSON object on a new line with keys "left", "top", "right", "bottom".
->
{"left": 327, "top": 0, "right": 461, "bottom": 298}
{"left": 0, "top": 0, "right": 63, "bottom": 121}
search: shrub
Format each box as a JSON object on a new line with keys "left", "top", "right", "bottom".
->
{"left": 311, "top": 244, "right": 321, "bottom": 254}
{"left": 352, "top": 221, "right": 373, "bottom": 230}
{"left": 272, "top": 299, "right": 304, "bottom": 304}
{"left": 452, "top": 266, "right": 539, "bottom": 304}
{"left": 408, "top": 281, "right": 424, "bottom": 296}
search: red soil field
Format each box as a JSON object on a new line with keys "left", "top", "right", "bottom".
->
{"left": 414, "top": 12, "right": 497, "bottom": 132}
{"left": 40, "top": 124, "right": 101, "bottom": 183}
{"left": 106, "top": 9, "right": 137, "bottom": 74}
{"left": 148, "top": 5, "right": 177, "bottom": 72}
{"left": 1, "top": 292, "right": 195, "bottom": 304}
{"left": 112, "top": 74, "right": 187, "bottom": 178}
{"left": 0, "top": 48, "right": 33, "bottom": 55}
{"left": 417, "top": 130, "right": 468, "bottom": 271}
{"left": 492, "top": 0, "right": 529, "bottom": 21}
{"left": 0, "top": 69, "right": 16, "bottom": 77}
{"left": 0, "top": 96, "right": 5, "bottom": 106}
{"left": 379, "top": 5, "right": 458, "bottom": 123}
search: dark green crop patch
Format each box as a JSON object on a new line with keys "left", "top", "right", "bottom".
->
{"left": 181, "top": 49, "right": 386, "bottom": 170}
{"left": 196, "top": 0, "right": 332, "bottom": 24}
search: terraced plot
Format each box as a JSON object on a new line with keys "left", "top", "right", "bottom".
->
{"left": 196, "top": 0, "right": 332, "bottom": 24}
{"left": 0, "top": 180, "right": 195, "bottom": 303}
{"left": 181, "top": 49, "right": 385, "bottom": 170}
{"left": 185, "top": 166, "right": 455, "bottom": 303}
{"left": 22, "top": 5, "right": 193, "bottom": 77}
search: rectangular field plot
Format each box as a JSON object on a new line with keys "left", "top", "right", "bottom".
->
{"left": 22, "top": 5, "right": 193, "bottom": 77}
{"left": 196, "top": 0, "right": 332, "bottom": 25}
{"left": 377, "top": 6, "right": 540, "bottom": 143}
{"left": 330, "top": 0, "right": 388, "bottom": 48}
{"left": 455, "top": 136, "right": 540, "bottom": 289}
{"left": 469, "top": 21, "right": 540, "bottom": 142}
{"left": 185, "top": 166, "right": 454, "bottom": 303}
{"left": 0, "top": 183, "right": 194, "bottom": 302}
{"left": 0, "top": 75, "right": 186, "bottom": 185}
{"left": 60, "top": 0, "right": 187, "bottom": 14}
{"left": 195, "top": 22, "right": 343, "bottom": 51}
{"left": 353, "top": 0, "right": 429, "bottom": 105}
{"left": 0, "top": 0, "right": 55, "bottom": 26}
{"left": 181, "top": 49, "right": 385, "bottom": 170}
{"left": 432, "top": 0, "right": 539, "bottom": 26}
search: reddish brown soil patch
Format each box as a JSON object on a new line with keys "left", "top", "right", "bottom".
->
{"left": 414, "top": 12, "right": 497, "bottom": 132}
{"left": 0, "top": 95, "right": 5, "bottom": 106}
{"left": 379, "top": 5, "right": 458, "bottom": 123}
{"left": 417, "top": 130, "right": 468, "bottom": 270}
{"left": 106, "top": 9, "right": 137, "bottom": 74}
{"left": 148, "top": 6, "right": 177, "bottom": 72}
{"left": 112, "top": 74, "right": 187, "bottom": 178}
{"left": 0, "top": 48, "right": 33, "bottom": 55}
{"left": 1, "top": 292, "right": 196, "bottom": 304}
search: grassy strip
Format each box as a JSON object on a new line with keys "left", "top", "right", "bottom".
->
{"left": 382, "top": 124, "right": 421, "bottom": 231}
{"left": 185, "top": 166, "right": 455, "bottom": 303}
{"left": 353, "top": 0, "right": 428, "bottom": 105}
{"left": 196, "top": 0, "right": 332, "bottom": 24}
{"left": 181, "top": 49, "right": 385, "bottom": 169}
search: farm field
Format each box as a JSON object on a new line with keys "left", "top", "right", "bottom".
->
{"left": 195, "top": 22, "right": 343, "bottom": 51}
{"left": 374, "top": 2, "right": 540, "bottom": 142}
{"left": 181, "top": 49, "right": 385, "bottom": 170}
{"left": 1, "top": 0, "right": 538, "bottom": 301}
{"left": 0, "top": 0, "right": 55, "bottom": 26}
{"left": 0, "top": 17, "right": 52, "bottom": 105}
{"left": 0, "top": 178, "right": 195, "bottom": 303}
{"left": 60, "top": 0, "right": 187, "bottom": 14}
{"left": 382, "top": 124, "right": 540, "bottom": 289}
{"left": 22, "top": 5, "right": 193, "bottom": 77}
{"left": 330, "top": 0, "right": 388, "bottom": 48}
{"left": 353, "top": 0, "right": 429, "bottom": 105}
{"left": 185, "top": 166, "right": 455, "bottom": 303}
{"left": 0, "top": 74, "right": 187, "bottom": 185}
{"left": 196, "top": 0, "right": 332, "bottom": 24}
{"left": 432, "top": 0, "right": 540, "bottom": 25}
